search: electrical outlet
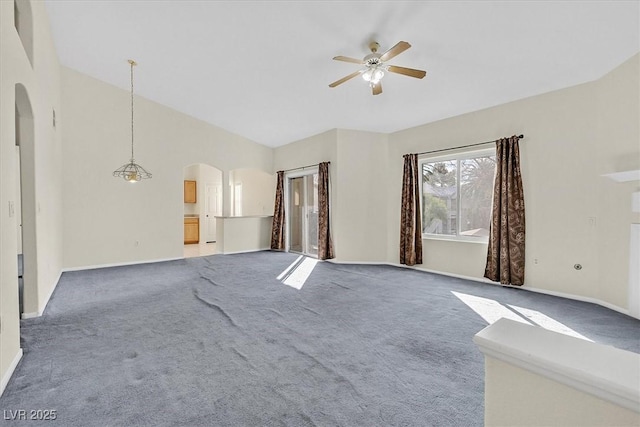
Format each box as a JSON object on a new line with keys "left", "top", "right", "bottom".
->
{"left": 134, "top": 241, "right": 140, "bottom": 247}
{"left": 588, "top": 217, "right": 597, "bottom": 227}
{"left": 534, "top": 258, "right": 539, "bottom": 265}
{"left": 8, "top": 201, "right": 14, "bottom": 217}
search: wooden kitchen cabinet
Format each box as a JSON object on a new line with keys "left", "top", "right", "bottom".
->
{"left": 184, "top": 217, "right": 199, "bottom": 244}
{"left": 184, "top": 180, "right": 197, "bottom": 203}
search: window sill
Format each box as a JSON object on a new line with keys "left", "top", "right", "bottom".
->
{"left": 423, "top": 235, "right": 489, "bottom": 244}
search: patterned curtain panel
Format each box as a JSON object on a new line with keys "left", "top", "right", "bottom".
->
{"left": 400, "top": 153, "right": 423, "bottom": 266}
{"left": 484, "top": 135, "right": 526, "bottom": 285}
{"left": 318, "top": 162, "right": 335, "bottom": 260}
{"left": 270, "top": 171, "right": 286, "bottom": 250}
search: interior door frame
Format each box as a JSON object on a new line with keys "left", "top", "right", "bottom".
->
{"left": 204, "top": 183, "right": 220, "bottom": 243}
{"left": 284, "top": 167, "right": 318, "bottom": 256}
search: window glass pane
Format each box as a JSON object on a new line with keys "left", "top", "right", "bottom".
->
{"left": 459, "top": 156, "right": 496, "bottom": 237}
{"left": 422, "top": 160, "right": 457, "bottom": 235}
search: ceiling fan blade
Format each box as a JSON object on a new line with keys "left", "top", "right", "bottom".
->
{"left": 333, "top": 56, "right": 363, "bottom": 64}
{"left": 329, "top": 70, "right": 363, "bottom": 88}
{"left": 387, "top": 65, "right": 426, "bottom": 79}
{"left": 372, "top": 82, "right": 382, "bottom": 95}
{"left": 379, "top": 41, "right": 411, "bottom": 62}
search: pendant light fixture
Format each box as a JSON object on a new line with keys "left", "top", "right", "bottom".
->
{"left": 113, "top": 59, "right": 152, "bottom": 183}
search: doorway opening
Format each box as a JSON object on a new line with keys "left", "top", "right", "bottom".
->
{"left": 15, "top": 83, "right": 36, "bottom": 317}
{"left": 183, "top": 163, "right": 222, "bottom": 258}
{"left": 287, "top": 170, "right": 319, "bottom": 257}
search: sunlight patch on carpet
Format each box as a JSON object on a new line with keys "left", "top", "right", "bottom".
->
{"left": 277, "top": 255, "right": 304, "bottom": 281}
{"left": 507, "top": 304, "right": 592, "bottom": 341}
{"left": 452, "top": 291, "right": 591, "bottom": 341}
{"left": 279, "top": 256, "right": 318, "bottom": 290}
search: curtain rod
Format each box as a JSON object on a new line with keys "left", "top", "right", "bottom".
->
{"left": 280, "top": 161, "right": 330, "bottom": 173}
{"left": 416, "top": 134, "right": 524, "bottom": 156}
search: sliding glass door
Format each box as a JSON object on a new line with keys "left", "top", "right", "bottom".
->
{"left": 287, "top": 172, "right": 318, "bottom": 257}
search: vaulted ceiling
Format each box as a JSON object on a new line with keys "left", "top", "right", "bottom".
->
{"left": 44, "top": 1, "right": 639, "bottom": 147}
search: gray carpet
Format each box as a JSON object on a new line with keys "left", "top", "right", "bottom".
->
{"left": 1, "top": 251, "right": 639, "bottom": 426}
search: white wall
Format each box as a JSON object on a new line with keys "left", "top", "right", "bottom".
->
{"left": 273, "top": 129, "right": 338, "bottom": 254}
{"left": 387, "top": 53, "right": 639, "bottom": 311}
{"left": 334, "top": 129, "right": 389, "bottom": 263}
{"left": 484, "top": 358, "right": 639, "bottom": 426}
{"left": 273, "top": 54, "right": 639, "bottom": 312}
{"left": 273, "top": 128, "right": 391, "bottom": 262}
{"left": 388, "top": 81, "right": 600, "bottom": 296}
{"left": 216, "top": 216, "right": 273, "bottom": 254}
{"left": 1, "top": 0, "right": 637, "bottom": 396}
{"left": 61, "top": 67, "right": 273, "bottom": 269}
{"left": 229, "top": 168, "right": 275, "bottom": 217}
{"left": 594, "top": 55, "right": 640, "bottom": 309}
{"left": 1, "top": 0, "right": 63, "bottom": 391}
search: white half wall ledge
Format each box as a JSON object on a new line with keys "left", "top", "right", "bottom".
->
{"left": 602, "top": 169, "right": 640, "bottom": 182}
{"left": 474, "top": 318, "right": 640, "bottom": 413}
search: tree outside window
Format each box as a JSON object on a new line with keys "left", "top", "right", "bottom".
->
{"left": 421, "top": 150, "right": 496, "bottom": 240}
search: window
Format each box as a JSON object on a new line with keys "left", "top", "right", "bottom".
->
{"left": 421, "top": 149, "right": 496, "bottom": 241}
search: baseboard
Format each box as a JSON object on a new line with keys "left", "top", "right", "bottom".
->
{"left": 39, "top": 269, "right": 62, "bottom": 316}
{"left": 329, "top": 259, "right": 632, "bottom": 319}
{"left": 21, "top": 311, "right": 39, "bottom": 319}
{"left": 62, "top": 257, "right": 184, "bottom": 273}
{"left": 21, "top": 269, "right": 63, "bottom": 319}
{"left": 518, "top": 286, "right": 631, "bottom": 318}
{"left": 327, "top": 259, "right": 389, "bottom": 265}
{"left": 216, "top": 248, "right": 271, "bottom": 255}
{"left": 0, "top": 349, "right": 23, "bottom": 397}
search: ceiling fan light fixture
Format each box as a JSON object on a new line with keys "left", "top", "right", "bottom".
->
{"left": 362, "top": 67, "right": 385, "bottom": 85}
{"left": 329, "top": 41, "right": 426, "bottom": 95}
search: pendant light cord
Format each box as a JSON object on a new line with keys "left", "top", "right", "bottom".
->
{"left": 113, "top": 59, "right": 151, "bottom": 181}
{"left": 130, "top": 60, "right": 135, "bottom": 162}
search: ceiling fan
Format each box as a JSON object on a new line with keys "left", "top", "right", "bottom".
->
{"left": 329, "top": 41, "right": 426, "bottom": 95}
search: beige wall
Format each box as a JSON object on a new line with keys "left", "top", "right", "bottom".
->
{"left": 61, "top": 67, "right": 273, "bottom": 269}
{"left": 273, "top": 129, "right": 338, "bottom": 251}
{"left": 334, "top": 129, "right": 389, "bottom": 262}
{"left": 594, "top": 56, "right": 640, "bottom": 308}
{"left": 387, "top": 54, "right": 639, "bottom": 310}
{"left": 1, "top": 0, "right": 63, "bottom": 388}
{"left": 272, "top": 128, "right": 390, "bottom": 262}
{"left": 484, "top": 358, "right": 639, "bottom": 426}
{"left": 273, "top": 57, "right": 639, "bottom": 308}
{"left": 1, "top": 0, "right": 637, "bottom": 396}
{"left": 229, "top": 168, "right": 276, "bottom": 217}
{"left": 216, "top": 216, "right": 273, "bottom": 254}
